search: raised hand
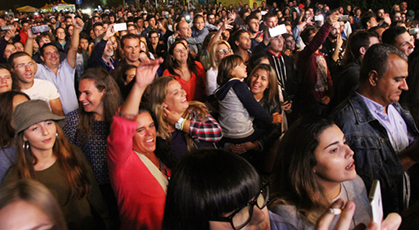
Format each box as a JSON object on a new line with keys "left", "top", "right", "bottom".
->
{"left": 72, "top": 15, "right": 84, "bottom": 30}
{"left": 104, "top": 23, "right": 116, "bottom": 40}
{"left": 135, "top": 57, "right": 164, "bottom": 89}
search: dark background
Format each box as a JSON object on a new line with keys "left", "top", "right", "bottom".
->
{"left": 1, "top": 0, "right": 418, "bottom": 14}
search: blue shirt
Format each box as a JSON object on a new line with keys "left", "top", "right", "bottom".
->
{"left": 358, "top": 92, "right": 412, "bottom": 153}
{"left": 35, "top": 59, "right": 78, "bottom": 114}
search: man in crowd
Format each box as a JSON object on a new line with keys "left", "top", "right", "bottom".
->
{"left": 332, "top": 43, "right": 419, "bottom": 215}
{"left": 8, "top": 52, "right": 64, "bottom": 116}
{"left": 25, "top": 15, "right": 84, "bottom": 114}
{"left": 382, "top": 26, "right": 415, "bottom": 57}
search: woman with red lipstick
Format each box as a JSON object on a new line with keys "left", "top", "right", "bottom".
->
{"left": 162, "top": 40, "right": 206, "bottom": 102}
{"left": 149, "top": 76, "right": 223, "bottom": 160}
{"left": 63, "top": 68, "right": 122, "bottom": 221}
{"left": 269, "top": 116, "right": 400, "bottom": 229}
{"left": 107, "top": 58, "right": 174, "bottom": 230}
{"left": 5, "top": 100, "right": 112, "bottom": 230}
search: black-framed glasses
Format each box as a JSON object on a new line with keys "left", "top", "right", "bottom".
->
{"left": 209, "top": 183, "right": 270, "bottom": 230}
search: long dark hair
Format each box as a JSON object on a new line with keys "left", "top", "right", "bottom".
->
{"left": 78, "top": 68, "right": 122, "bottom": 141}
{"left": 0, "top": 91, "right": 30, "bottom": 147}
{"left": 162, "top": 149, "right": 260, "bottom": 230}
{"left": 165, "top": 39, "right": 198, "bottom": 78}
{"left": 15, "top": 124, "right": 91, "bottom": 201}
{"left": 270, "top": 116, "right": 335, "bottom": 225}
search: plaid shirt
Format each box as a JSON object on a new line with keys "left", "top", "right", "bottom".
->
{"left": 188, "top": 112, "right": 222, "bottom": 142}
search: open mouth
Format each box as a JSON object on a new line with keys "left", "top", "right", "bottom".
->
{"left": 345, "top": 161, "right": 354, "bottom": 170}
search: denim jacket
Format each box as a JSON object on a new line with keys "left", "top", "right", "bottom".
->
{"left": 331, "top": 91, "right": 419, "bottom": 215}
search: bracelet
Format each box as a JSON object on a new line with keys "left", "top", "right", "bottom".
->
{"left": 180, "top": 119, "right": 187, "bottom": 131}
{"left": 118, "top": 111, "right": 138, "bottom": 121}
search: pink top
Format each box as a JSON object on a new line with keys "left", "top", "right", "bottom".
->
{"left": 107, "top": 116, "right": 169, "bottom": 230}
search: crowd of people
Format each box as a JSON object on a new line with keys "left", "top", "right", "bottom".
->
{"left": 0, "top": 0, "right": 419, "bottom": 229}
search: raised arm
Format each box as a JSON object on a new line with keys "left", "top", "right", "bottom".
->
{"left": 122, "top": 58, "right": 164, "bottom": 115}
{"left": 24, "top": 26, "right": 37, "bottom": 56}
{"left": 67, "top": 15, "right": 84, "bottom": 69}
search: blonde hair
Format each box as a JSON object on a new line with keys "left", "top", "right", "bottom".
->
{"left": 148, "top": 77, "right": 208, "bottom": 152}
{"left": 209, "top": 40, "right": 232, "bottom": 69}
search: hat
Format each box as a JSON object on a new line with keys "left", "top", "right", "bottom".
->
{"left": 13, "top": 100, "right": 65, "bottom": 134}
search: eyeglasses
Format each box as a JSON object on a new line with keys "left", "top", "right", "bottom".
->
{"left": 150, "top": 36, "right": 159, "bottom": 39}
{"left": 15, "top": 62, "right": 34, "bottom": 69}
{"left": 217, "top": 48, "right": 232, "bottom": 54}
{"left": 209, "top": 183, "right": 270, "bottom": 230}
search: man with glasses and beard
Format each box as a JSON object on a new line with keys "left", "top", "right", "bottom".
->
{"left": 88, "top": 24, "right": 118, "bottom": 71}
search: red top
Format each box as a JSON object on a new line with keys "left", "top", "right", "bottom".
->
{"left": 162, "top": 61, "right": 206, "bottom": 102}
{"left": 107, "top": 116, "right": 170, "bottom": 230}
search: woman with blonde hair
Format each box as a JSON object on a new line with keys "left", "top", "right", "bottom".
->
{"left": 206, "top": 40, "right": 233, "bottom": 96}
{"left": 5, "top": 100, "right": 112, "bottom": 230}
{"left": 149, "top": 76, "right": 222, "bottom": 160}
{"left": 0, "top": 179, "right": 67, "bottom": 230}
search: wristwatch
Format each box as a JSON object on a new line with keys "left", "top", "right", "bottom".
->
{"left": 175, "top": 118, "right": 185, "bottom": 130}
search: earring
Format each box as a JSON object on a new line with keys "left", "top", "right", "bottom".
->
{"left": 23, "top": 141, "right": 29, "bottom": 152}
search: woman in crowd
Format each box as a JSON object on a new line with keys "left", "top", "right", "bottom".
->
{"left": 0, "top": 91, "right": 29, "bottom": 184}
{"left": 163, "top": 40, "right": 206, "bottom": 102}
{"left": 116, "top": 64, "right": 137, "bottom": 99}
{"left": 215, "top": 55, "right": 272, "bottom": 148}
{"left": 162, "top": 148, "right": 390, "bottom": 230}
{"left": 5, "top": 100, "right": 112, "bottom": 230}
{"left": 206, "top": 40, "right": 233, "bottom": 96}
{"left": 63, "top": 68, "right": 122, "bottom": 220}
{"left": 0, "top": 179, "right": 67, "bottom": 230}
{"left": 107, "top": 58, "right": 174, "bottom": 230}
{"left": 162, "top": 148, "right": 292, "bottom": 230}
{"left": 0, "top": 64, "right": 18, "bottom": 93}
{"left": 228, "top": 64, "right": 282, "bottom": 173}
{"left": 158, "top": 18, "right": 173, "bottom": 48}
{"left": 270, "top": 116, "right": 401, "bottom": 229}
{"left": 149, "top": 76, "right": 222, "bottom": 160}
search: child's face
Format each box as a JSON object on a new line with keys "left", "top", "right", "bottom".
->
{"left": 230, "top": 62, "right": 247, "bottom": 80}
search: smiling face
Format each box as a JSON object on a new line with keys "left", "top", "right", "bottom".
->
{"left": 373, "top": 54, "right": 408, "bottom": 107}
{"left": 177, "top": 21, "right": 192, "bottom": 38}
{"left": 194, "top": 17, "right": 205, "bottom": 31}
{"left": 23, "top": 120, "right": 57, "bottom": 153}
{"left": 4, "top": 44, "right": 16, "bottom": 60}
{"left": 172, "top": 43, "right": 188, "bottom": 64}
{"left": 237, "top": 32, "right": 251, "bottom": 50}
{"left": 56, "top": 28, "right": 66, "bottom": 40}
{"left": 0, "top": 200, "right": 55, "bottom": 230}
{"left": 78, "top": 79, "right": 105, "bottom": 116}
{"left": 313, "top": 125, "right": 357, "bottom": 186}
{"left": 162, "top": 80, "right": 189, "bottom": 114}
{"left": 393, "top": 32, "right": 415, "bottom": 57}
{"left": 0, "top": 68, "right": 13, "bottom": 93}
{"left": 215, "top": 43, "right": 232, "bottom": 62}
{"left": 133, "top": 112, "right": 157, "bottom": 154}
{"left": 250, "top": 69, "right": 269, "bottom": 96}
{"left": 41, "top": 45, "right": 60, "bottom": 67}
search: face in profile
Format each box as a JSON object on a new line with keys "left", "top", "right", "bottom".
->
{"left": 313, "top": 125, "right": 357, "bottom": 184}
{"left": 0, "top": 200, "right": 55, "bottom": 230}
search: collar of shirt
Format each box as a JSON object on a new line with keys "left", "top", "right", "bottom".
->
{"left": 268, "top": 50, "right": 281, "bottom": 58}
